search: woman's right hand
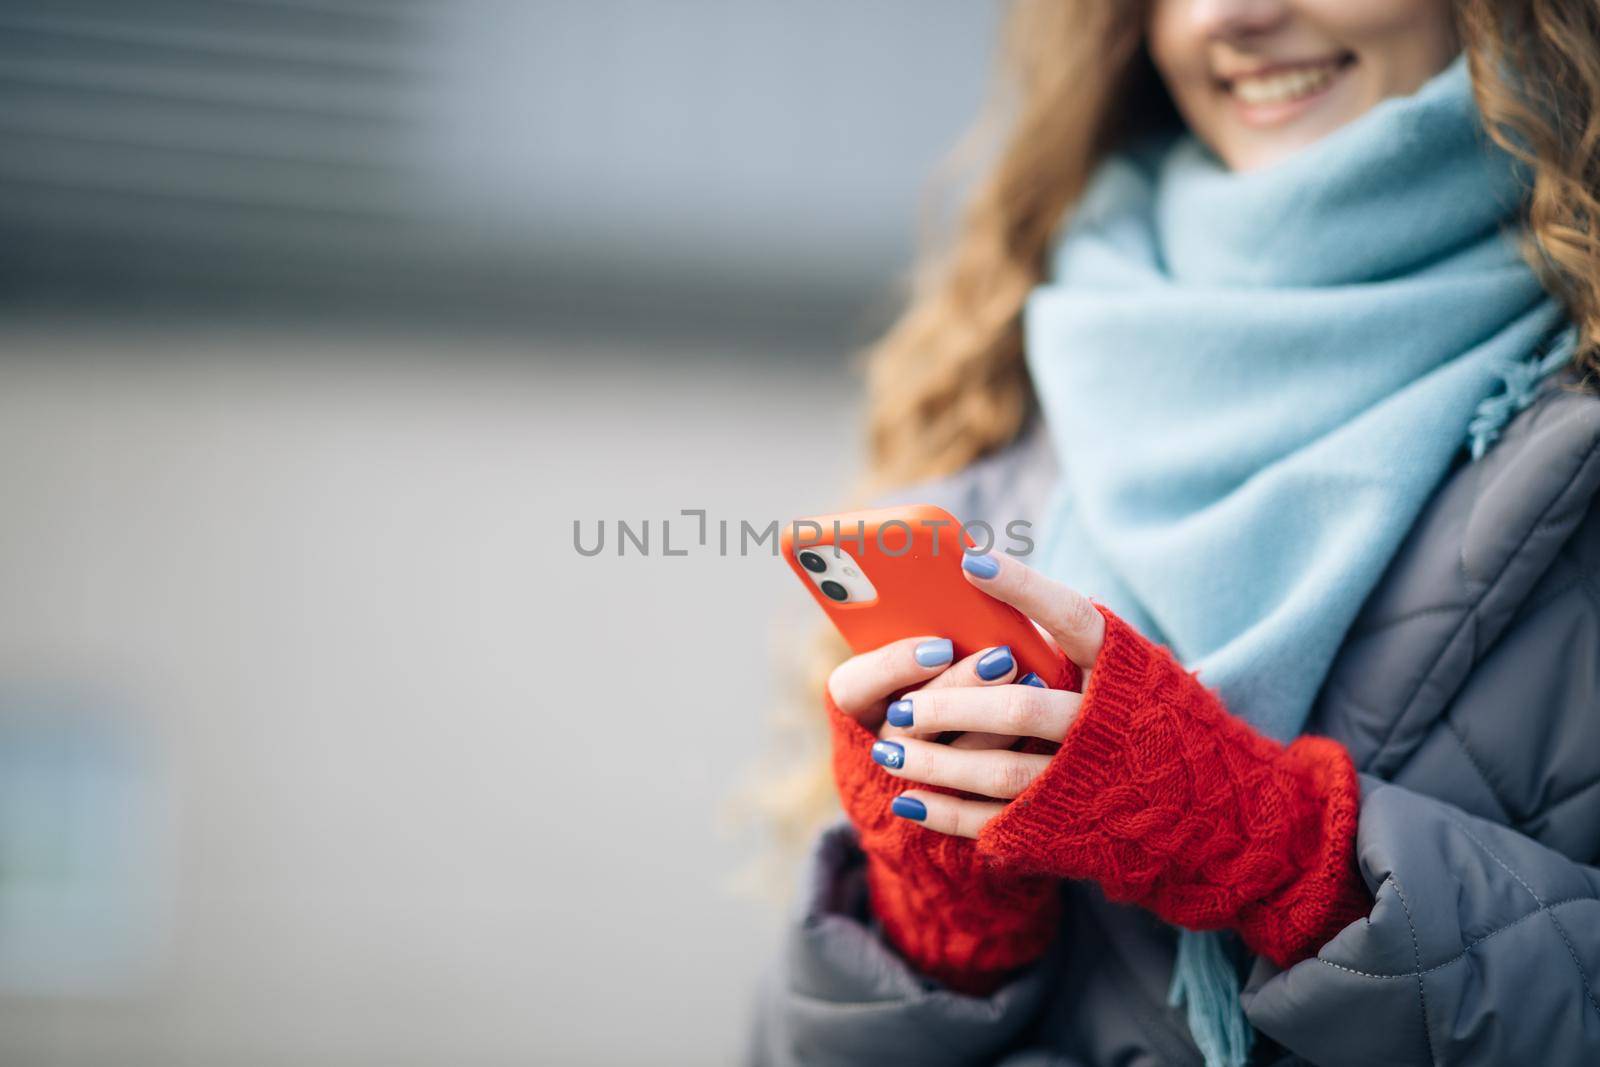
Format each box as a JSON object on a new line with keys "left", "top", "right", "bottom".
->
{"left": 822, "top": 635, "right": 1062, "bottom": 994}
{"left": 825, "top": 635, "right": 1043, "bottom": 841}
{"left": 827, "top": 635, "right": 1033, "bottom": 748}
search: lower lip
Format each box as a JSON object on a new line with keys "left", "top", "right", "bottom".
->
{"left": 1227, "top": 63, "right": 1352, "bottom": 128}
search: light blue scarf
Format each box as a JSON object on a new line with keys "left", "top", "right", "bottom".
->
{"left": 1025, "top": 57, "right": 1571, "bottom": 1067}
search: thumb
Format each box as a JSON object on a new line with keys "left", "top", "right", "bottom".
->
{"left": 960, "top": 551, "right": 1104, "bottom": 669}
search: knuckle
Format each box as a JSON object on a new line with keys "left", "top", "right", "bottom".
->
{"left": 829, "top": 652, "right": 880, "bottom": 711}
{"left": 825, "top": 664, "right": 853, "bottom": 706}
{"left": 990, "top": 755, "right": 1033, "bottom": 799}
{"left": 830, "top": 643, "right": 911, "bottom": 710}
{"left": 952, "top": 803, "right": 984, "bottom": 839}
{"left": 1000, "top": 687, "right": 1037, "bottom": 735}
{"left": 1059, "top": 590, "right": 1097, "bottom": 635}
{"left": 876, "top": 641, "right": 909, "bottom": 672}
{"left": 1011, "top": 561, "right": 1039, "bottom": 602}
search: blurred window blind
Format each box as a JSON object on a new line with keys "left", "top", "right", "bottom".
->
{"left": 0, "top": 1, "right": 996, "bottom": 338}
{"left": 0, "top": 0, "right": 433, "bottom": 299}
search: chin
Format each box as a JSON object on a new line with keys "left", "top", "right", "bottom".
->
{"left": 1219, "top": 114, "right": 1361, "bottom": 170}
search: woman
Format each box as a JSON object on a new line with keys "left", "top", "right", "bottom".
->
{"left": 753, "top": 1, "right": 1600, "bottom": 1065}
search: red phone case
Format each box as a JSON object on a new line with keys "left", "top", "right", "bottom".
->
{"left": 781, "top": 504, "right": 1071, "bottom": 689}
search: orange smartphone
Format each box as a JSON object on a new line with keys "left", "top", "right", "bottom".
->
{"left": 781, "top": 504, "right": 1072, "bottom": 689}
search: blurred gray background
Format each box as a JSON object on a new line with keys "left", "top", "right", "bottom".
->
{"left": 0, "top": 2, "right": 998, "bottom": 1065}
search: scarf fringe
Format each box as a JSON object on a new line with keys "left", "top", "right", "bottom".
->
{"left": 1169, "top": 930, "right": 1253, "bottom": 1067}
{"left": 1468, "top": 326, "right": 1577, "bottom": 460}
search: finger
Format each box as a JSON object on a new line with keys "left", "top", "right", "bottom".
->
{"left": 827, "top": 636, "right": 955, "bottom": 726}
{"left": 868, "top": 736, "right": 1051, "bottom": 800}
{"left": 918, "top": 644, "right": 1018, "bottom": 690}
{"left": 888, "top": 790, "right": 1003, "bottom": 840}
{"left": 961, "top": 552, "right": 1104, "bottom": 668}
{"left": 879, "top": 643, "right": 1017, "bottom": 743}
{"left": 945, "top": 670, "right": 1051, "bottom": 749}
{"left": 914, "top": 643, "right": 1014, "bottom": 749}
{"left": 896, "top": 684, "right": 1080, "bottom": 742}
{"left": 880, "top": 716, "right": 1018, "bottom": 749}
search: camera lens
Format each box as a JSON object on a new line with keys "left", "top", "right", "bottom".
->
{"left": 820, "top": 580, "right": 849, "bottom": 602}
{"left": 798, "top": 550, "right": 828, "bottom": 573}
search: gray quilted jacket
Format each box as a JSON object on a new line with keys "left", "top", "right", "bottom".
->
{"left": 751, "top": 375, "right": 1600, "bottom": 1066}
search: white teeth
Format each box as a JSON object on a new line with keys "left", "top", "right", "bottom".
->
{"left": 1230, "top": 62, "right": 1342, "bottom": 106}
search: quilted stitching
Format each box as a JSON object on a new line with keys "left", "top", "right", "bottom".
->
{"left": 1368, "top": 430, "right": 1600, "bottom": 762}
{"left": 1389, "top": 875, "right": 1436, "bottom": 1066}
{"left": 1314, "top": 897, "right": 1597, "bottom": 979}
{"left": 1444, "top": 813, "right": 1600, "bottom": 1018}
{"left": 1440, "top": 557, "right": 1600, "bottom": 828}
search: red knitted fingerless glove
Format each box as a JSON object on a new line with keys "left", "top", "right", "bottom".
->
{"left": 827, "top": 695, "right": 1060, "bottom": 993}
{"left": 977, "top": 606, "right": 1372, "bottom": 968}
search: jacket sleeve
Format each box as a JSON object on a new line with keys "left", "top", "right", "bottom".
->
{"left": 1242, "top": 776, "right": 1600, "bottom": 1066}
{"left": 750, "top": 823, "right": 1072, "bottom": 1067}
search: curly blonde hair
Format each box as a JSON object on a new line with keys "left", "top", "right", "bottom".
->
{"left": 752, "top": 0, "right": 1600, "bottom": 871}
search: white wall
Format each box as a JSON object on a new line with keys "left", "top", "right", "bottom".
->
{"left": 0, "top": 325, "right": 859, "bottom": 1065}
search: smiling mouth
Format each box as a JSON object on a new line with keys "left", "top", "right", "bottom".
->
{"left": 1220, "top": 54, "right": 1355, "bottom": 110}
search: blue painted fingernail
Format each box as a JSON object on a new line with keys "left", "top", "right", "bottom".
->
{"left": 914, "top": 638, "right": 953, "bottom": 667}
{"left": 962, "top": 552, "right": 1000, "bottom": 579}
{"left": 871, "top": 741, "right": 905, "bottom": 769}
{"left": 1019, "top": 672, "right": 1046, "bottom": 688}
{"left": 976, "top": 645, "right": 1014, "bottom": 681}
{"left": 886, "top": 699, "right": 914, "bottom": 728}
{"left": 891, "top": 795, "right": 927, "bottom": 821}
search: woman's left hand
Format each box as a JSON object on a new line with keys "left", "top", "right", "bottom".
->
{"left": 872, "top": 550, "right": 1372, "bottom": 969}
{"left": 874, "top": 551, "right": 1107, "bottom": 839}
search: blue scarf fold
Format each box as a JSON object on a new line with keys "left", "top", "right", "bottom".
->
{"left": 1025, "top": 57, "right": 1569, "bottom": 1067}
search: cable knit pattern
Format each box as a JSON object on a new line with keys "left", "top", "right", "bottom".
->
{"left": 826, "top": 696, "right": 1059, "bottom": 993}
{"left": 976, "top": 606, "right": 1372, "bottom": 969}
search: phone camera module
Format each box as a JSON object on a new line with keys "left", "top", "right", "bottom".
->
{"left": 798, "top": 550, "right": 828, "bottom": 574}
{"left": 819, "top": 580, "right": 849, "bottom": 602}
